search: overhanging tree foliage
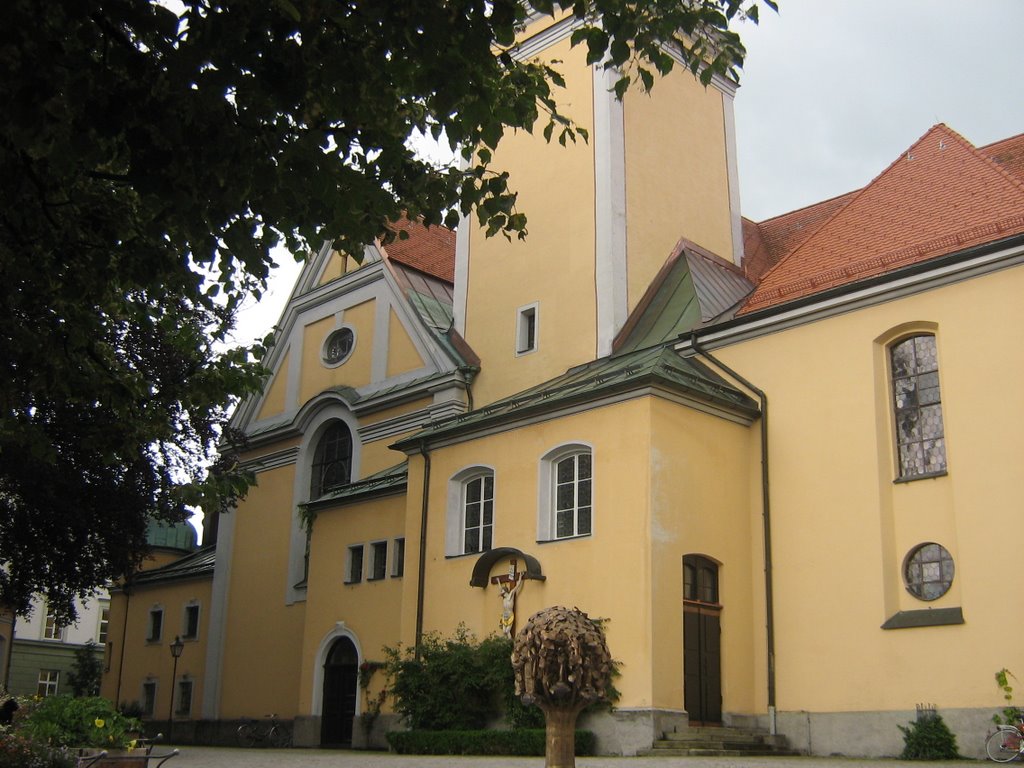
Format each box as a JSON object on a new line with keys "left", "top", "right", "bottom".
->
{"left": 0, "top": 0, "right": 773, "bottom": 621}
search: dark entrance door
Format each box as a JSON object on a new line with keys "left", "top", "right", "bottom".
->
{"left": 321, "top": 637, "right": 359, "bottom": 745}
{"left": 683, "top": 555, "right": 722, "bottom": 725}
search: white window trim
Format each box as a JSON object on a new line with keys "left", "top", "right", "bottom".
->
{"left": 391, "top": 537, "right": 405, "bottom": 578}
{"left": 345, "top": 544, "right": 365, "bottom": 584}
{"left": 37, "top": 669, "right": 60, "bottom": 697}
{"left": 368, "top": 540, "right": 389, "bottom": 581}
{"left": 537, "top": 442, "right": 594, "bottom": 542}
{"left": 182, "top": 601, "right": 201, "bottom": 640}
{"left": 445, "top": 466, "right": 496, "bottom": 557}
{"left": 515, "top": 302, "right": 539, "bottom": 356}
{"left": 147, "top": 605, "right": 164, "bottom": 643}
{"left": 321, "top": 324, "right": 358, "bottom": 368}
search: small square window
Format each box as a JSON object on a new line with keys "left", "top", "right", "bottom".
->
{"left": 369, "top": 541, "right": 388, "bottom": 581}
{"left": 392, "top": 538, "right": 405, "bottom": 578}
{"left": 516, "top": 304, "right": 538, "bottom": 355}
{"left": 37, "top": 670, "right": 60, "bottom": 697}
{"left": 346, "top": 545, "right": 364, "bottom": 584}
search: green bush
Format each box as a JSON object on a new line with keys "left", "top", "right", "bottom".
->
{"left": 899, "top": 713, "right": 960, "bottom": 760}
{"left": 385, "top": 627, "right": 534, "bottom": 731}
{"left": 18, "top": 696, "right": 142, "bottom": 749}
{"left": 386, "top": 728, "right": 596, "bottom": 755}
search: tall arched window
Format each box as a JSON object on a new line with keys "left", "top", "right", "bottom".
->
{"left": 310, "top": 422, "right": 353, "bottom": 498}
{"left": 890, "top": 334, "right": 946, "bottom": 479}
{"left": 462, "top": 472, "right": 494, "bottom": 554}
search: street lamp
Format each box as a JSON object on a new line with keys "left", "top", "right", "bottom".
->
{"left": 168, "top": 635, "right": 184, "bottom": 742}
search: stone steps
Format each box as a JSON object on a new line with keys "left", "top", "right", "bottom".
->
{"left": 637, "top": 725, "right": 800, "bottom": 758}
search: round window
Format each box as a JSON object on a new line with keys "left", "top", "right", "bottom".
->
{"left": 903, "top": 542, "right": 954, "bottom": 601}
{"left": 323, "top": 328, "right": 355, "bottom": 366}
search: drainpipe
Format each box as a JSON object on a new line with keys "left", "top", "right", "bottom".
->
{"left": 414, "top": 441, "right": 432, "bottom": 656}
{"left": 689, "top": 333, "right": 777, "bottom": 735}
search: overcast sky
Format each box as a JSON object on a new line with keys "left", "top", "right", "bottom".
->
{"left": 229, "top": 0, "right": 1024, "bottom": 345}
{"left": 734, "top": 0, "right": 1024, "bottom": 221}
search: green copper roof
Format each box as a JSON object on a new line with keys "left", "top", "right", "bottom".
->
{"left": 130, "top": 545, "right": 216, "bottom": 587}
{"left": 145, "top": 519, "right": 198, "bottom": 552}
{"left": 393, "top": 345, "right": 758, "bottom": 451}
{"left": 306, "top": 460, "right": 409, "bottom": 510}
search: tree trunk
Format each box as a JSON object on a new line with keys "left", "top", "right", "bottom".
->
{"left": 544, "top": 705, "right": 582, "bottom": 768}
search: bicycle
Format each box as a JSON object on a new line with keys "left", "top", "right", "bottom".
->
{"left": 236, "top": 714, "right": 292, "bottom": 748}
{"left": 987, "top": 714, "right": 1024, "bottom": 762}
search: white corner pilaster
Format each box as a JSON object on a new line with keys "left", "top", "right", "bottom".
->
{"left": 593, "top": 66, "right": 628, "bottom": 358}
{"left": 722, "top": 91, "right": 744, "bottom": 266}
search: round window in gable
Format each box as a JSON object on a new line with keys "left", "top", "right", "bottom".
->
{"left": 903, "top": 542, "right": 954, "bottom": 601}
{"left": 323, "top": 327, "right": 355, "bottom": 366}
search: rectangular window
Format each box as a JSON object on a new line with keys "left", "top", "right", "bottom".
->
{"left": 516, "top": 304, "right": 538, "bottom": 355}
{"left": 37, "top": 669, "right": 59, "bottom": 697}
{"left": 346, "top": 545, "right": 364, "bottom": 584}
{"left": 392, "top": 538, "right": 405, "bottom": 578}
{"left": 98, "top": 605, "right": 110, "bottom": 645}
{"left": 463, "top": 474, "right": 494, "bottom": 554}
{"left": 176, "top": 679, "right": 193, "bottom": 717}
{"left": 183, "top": 604, "right": 200, "bottom": 640}
{"left": 43, "top": 608, "right": 64, "bottom": 641}
{"left": 142, "top": 681, "right": 157, "bottom": 717}
{"left": 369, "top": 541, "right": 388, "bottom": 581}
{"left": 147, "top": 608, "right": 163, "bottom": 642}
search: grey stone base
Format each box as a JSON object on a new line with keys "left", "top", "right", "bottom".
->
{"left": 742, "top": 706, "right": 998, "bottom": 759}
{"left": 578, "top": 708, "right": 688, "bottom": 756}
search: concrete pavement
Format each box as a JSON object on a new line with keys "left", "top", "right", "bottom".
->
{"left": 160, "top": 746, "right": 980, "bottom": 767}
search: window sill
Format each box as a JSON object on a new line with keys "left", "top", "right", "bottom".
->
{"left": 893, "top": 470, "right": 948, "bottom": 484}
{"left": 537, "top": 533, "right": 592, "bottom": 545}
{"left": 881, "top": 607, "right": 963, "bottom": 629}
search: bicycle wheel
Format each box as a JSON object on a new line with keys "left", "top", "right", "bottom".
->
{"left": 237, "top": 723, "right": 259, "bottom": 748}
{"left": 269, "top": 725, "right": 292, "bottom": 748}
{"left": 986, "top": 728, "right": 1022, "bottom": 762}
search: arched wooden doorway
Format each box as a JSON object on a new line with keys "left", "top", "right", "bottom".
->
{"left": 321, "top": 636, "right": 359, "bottom": 745}
{"left": 683, "top": 555, "right": 722, "bottom": 725}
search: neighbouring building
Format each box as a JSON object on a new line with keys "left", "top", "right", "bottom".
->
{"left": 100, "top": 12, "right": 1024, "bottom": 758}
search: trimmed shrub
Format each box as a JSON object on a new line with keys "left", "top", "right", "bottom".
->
{"left": 386, "top": 728, "right": 596, "bottom": 756}
{"left": 899, "top": 713, "right": 960, "bottom": 760}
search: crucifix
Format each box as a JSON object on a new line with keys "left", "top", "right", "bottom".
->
{"left": 492, "top": 559, "right": 526, "bottom": 638}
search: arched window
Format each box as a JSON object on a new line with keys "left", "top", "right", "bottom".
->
{"left": 553, "top": 451, "right": 592, "bottom": 539}
{"left": 310, "top": 422, "right": 353, "bottom": 499}
{"left": 890, "top": 334, "right": 946, "bottom": 479}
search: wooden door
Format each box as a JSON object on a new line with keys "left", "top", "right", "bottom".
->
{"left": 683, "top": 555, "right": 722, "bottom": 725}
{"left": 321, "top": 637, "right": 359, "bottom": 745}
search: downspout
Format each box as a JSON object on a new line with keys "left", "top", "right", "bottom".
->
{"left": 414, "top": 441, "right": 432, "bottom": 656}
{"left": 689, "top": 332, "right": 777, "bottom": 735}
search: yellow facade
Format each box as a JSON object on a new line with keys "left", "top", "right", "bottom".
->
{"left": 99, "top": 12, "right": 1023, "bottom": 760}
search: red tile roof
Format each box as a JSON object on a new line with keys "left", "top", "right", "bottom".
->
{"left": 984, "top": 132, "right": 1024, "bottom": 182}
{"left": 740, "top": 124, "right": 1024, "bottom": 314}
{"left": 379, "top": 216, "right": 456, "bottom": 283}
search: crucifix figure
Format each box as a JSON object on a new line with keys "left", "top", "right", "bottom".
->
{"left": 492, "top": 559, "right": 526, "bottom": 638}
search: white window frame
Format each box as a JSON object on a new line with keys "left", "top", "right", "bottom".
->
{"left": 142, "top": 680, "right": 158, "bottom": 717}
{"left": 445, "top": 466, "right": 496, "bottom": 557}
{"left": 37, "top": 669, "right": 60, "bottom": 697}
{"left": 391, "top": 537, "right": 405, "bottom": 578}
{"left": 42, "top": 607, "right": 64, "bottom": 641}
{"left": 538, "top": 443, "right": 594, "bottom": 541}
{"left": 368, "top": 540, "right": 388, "bottom": 581}
{"left": 97, "top": 603, "right": 110, "bottom": 645}
{"left": 175, "top": 678, "right": 194, "bottom": 717}
{"left": 147, "top": 606, "right": 164, "bottom": 643}
{"left": 345, "top": 544, "right": 364, "bottom": 584}
{"left": 515, "top": 302, "right": 539, "bottom": 356}
{"left": 182, "top": 602, "right": 201, "bottom": 640}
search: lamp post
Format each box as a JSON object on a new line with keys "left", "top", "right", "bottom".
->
{"left": 168, "top": 635, "right": 184, "bottom": 742}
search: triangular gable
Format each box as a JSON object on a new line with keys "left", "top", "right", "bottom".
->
{"left": 614, "top": 239, "right": 753, "bottom": 354}
{"left": 741, "top": 124, "right": 1024, "bottom": 314}
{"left": 230, "top": 225, "right": 468, "bottom": 434}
